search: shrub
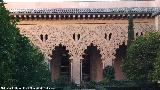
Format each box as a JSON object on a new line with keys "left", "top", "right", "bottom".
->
{"left": 122, "top": 32, "right": 160, "bottom": 81}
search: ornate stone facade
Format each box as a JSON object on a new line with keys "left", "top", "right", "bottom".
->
{"left": 4, "top": 0, "right": 160, "bottom": 84}
{"left": 16, "top": 18, "right": 155, "bottom": 83}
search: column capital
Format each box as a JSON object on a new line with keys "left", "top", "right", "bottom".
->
{"left": 102, "top": 57, "right": 113, "bottom": 69}
{"left": 70, "top": 56, "right": 83, "bottom": 61}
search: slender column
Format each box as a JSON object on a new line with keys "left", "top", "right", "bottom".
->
{"left": 80, "top": 59, "right": 82, "bottom": 82}
{"left": 70, "top": 59, "right": 73, "bottom": 82}
{"left": 155, "top": 15, "right": 160, "bottom": 31}
{"left": 71, "top": 56, "right": 81, "bottom": 84}
{"left": 48, "top": 60, "right": 51, "bottom": 71}
{"left": 45, "top": 56, "right": 51, "bottom": 71}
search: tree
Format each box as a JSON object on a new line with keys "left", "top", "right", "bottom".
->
{"left": 13, "top": 36, "right": 51, "bottom": 87}
{"left": 0, "top": 2, "right": 19, "bottom": 87}
{"left": 103, "top": 66, "right": 115, "bottom": 81}
{"left": 127, "top": 15, "right": 134, "bottom": 46}
{"left": 122, "top": 32, "right": 160, "bottom": 81}
{"left": 0, "top": 2, "right": 51, "bottom": 87}
{"left": 149, "top": 48, "right": 160, "bottom": 82}
{"left": 100, "top": 66, "right": 115, "bottom": 85}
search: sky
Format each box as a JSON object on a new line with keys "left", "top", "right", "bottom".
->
{"left": 4, "top": 0, "right": 120, "bottom": 2}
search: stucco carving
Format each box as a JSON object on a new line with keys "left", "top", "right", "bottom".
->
{"left": 17, "top": 22, "right": 155, "bottom": 67}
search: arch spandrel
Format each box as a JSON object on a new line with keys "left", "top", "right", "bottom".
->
{"left": 75, "top": 24, "right": 127, "bottom": 67}
{"left": 36, "top": 25, "right": 78, "bottom": 60}
{"left": 18, "top": 26, "right": 46, "bottom": 50}
{"left": 78, "top": 35, "right": 109, "bottom": 57}
{"left": 46, "top": 34, "right": 77, "bottom": 58}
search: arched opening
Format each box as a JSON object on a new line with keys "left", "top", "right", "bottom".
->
{"left": 141, "top": 32, "right": 143, "bottom": 36}
{"left": 82, "top": 43, "right": 103, "bottom": 82}
{"left": 45, "top": 34, "right": 48, "bottom": 41}
{"left": 50, "top": 44, "right": 71, "bottom": 81}
{"left": 136, "top": 32, "right": 138, "bottom": 37}
{"left": 105, "top": 33, "right": 107, "bottom": 40}
{"left": 109, "top": 33, "right": 112, "bottom": 41}
{"left": 73, "top": 33, "right": 75, "bottom": 41}
{"left": 40, "top": 34, "right": 43, "bottom": 41}
{"left": 113, "top": 42, "right": 127, "bottom": 80}
{"left": 77, "top": 34, "right": 80, "bottom": 40}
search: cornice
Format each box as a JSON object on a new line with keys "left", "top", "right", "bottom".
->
{"left": 9, "top": 7, "right": 159, "bottom": 20}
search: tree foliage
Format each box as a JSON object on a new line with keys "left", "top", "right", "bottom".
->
{"left": 103, "top": 66, "right": 115, "bottom": 81}
{"left": 0, "top": 3, "right": 19, "bottom": 87}
{"left": 0, "top": 3, "right": 51, "bottom": 87}
{"left": 149, "top": 48, "right": 160, "bottom": 81}
{"left": 122, "top": 32, "right": 160, "bottom": 81}
{"left": 100, "top": 66, "right": 115, "bottom": 85}
{"left": 13, "top": 36, "right": 51, "bottom": 87}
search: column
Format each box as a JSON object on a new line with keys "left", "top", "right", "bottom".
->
{"left": 70, "top": 59, "right": 73, "bottom": 82}
{"left": 71, "top": 56, "right": 81, "bottom": 84}
{"left": 44, "top": 56, "right": 51, "bottom": 71}
{"left": 155, "top": 15, "right": 160, "bottom": 31}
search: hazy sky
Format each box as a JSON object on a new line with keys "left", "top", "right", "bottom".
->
{"left": 4, "top": 0, "right": 120, "bottom": 2}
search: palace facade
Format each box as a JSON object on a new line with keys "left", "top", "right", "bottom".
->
{"left": 5, "top": 0, "right": 160, "bottom": 84}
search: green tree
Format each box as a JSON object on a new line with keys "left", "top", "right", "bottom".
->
{"left": 122, "top": 32, "right": 160, "bottom": 81}
{"left": 127, "top": 15, "right": 134, "bottom": 46}
{"left": 149, "top": 49, "right": 160, "bottom": 82}
{"left": 103, "top": 66, "right": 115, "bottom": 81}
{"left": 13, "top": 36, "right": 51, "bottom": 87}
{"left": 100, "top": 66, "right": 115, "bottom": 85}
{"left": 0, "top": 2, "right": 19, "bottom": 87}
{"left": 0, "top": 2, "right": 51, "bottom": 87}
